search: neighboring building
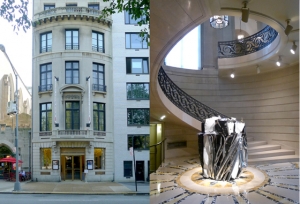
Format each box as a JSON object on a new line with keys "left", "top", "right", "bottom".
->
{"left": 32, "top": 1, "right": 149, "bottom": 182}
{"left": 0, "top": 52, "right": 32, "bottom": 172}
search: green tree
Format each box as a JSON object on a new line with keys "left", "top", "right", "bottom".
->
{"left": 100, "top": 0, "right": 149, "bottom": 41}
{"left": 0, "top": 0, "right": 31, "bottom": 32}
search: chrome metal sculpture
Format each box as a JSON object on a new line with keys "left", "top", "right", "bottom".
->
{"left": 198, "top": 117, "right": 247, "bottom": 181}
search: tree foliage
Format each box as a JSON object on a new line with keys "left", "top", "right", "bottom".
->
{"left": 0, "top": 0, "right": 31, "bottom": 33}
{"left": 100, "top": 0, "right": 149, "bottom": 41}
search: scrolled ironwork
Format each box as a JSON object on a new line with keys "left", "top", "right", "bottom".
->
{"left": 218, "top": 25, "right": 278, "bottom": 58}
{"left": 158, "top": 67, "right": 227, "bottom": 122}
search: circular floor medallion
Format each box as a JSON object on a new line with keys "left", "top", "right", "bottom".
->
{"left": 176, "top": 166, "right": 269, "bottom": 195}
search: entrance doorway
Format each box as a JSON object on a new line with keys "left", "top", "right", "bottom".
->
{"left": 136, "top": 161, "right": 144, "bottom": 181}
{"left": 61, "top": 155, "right": 84, "bottom": 181}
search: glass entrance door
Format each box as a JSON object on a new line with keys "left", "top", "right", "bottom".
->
{"left": 63, "top": 155, "right": 82, "bottom": 180}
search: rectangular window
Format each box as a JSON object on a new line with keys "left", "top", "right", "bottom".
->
{"left": 128, "top": 135, "right": 149, "bottom": 150}
{"left": 41, "top": 148, "right": 52, "bottom": 169}
{"left": 127, "top": 83, "right": 149, "bottom": 100}
{"left": 93, "top": 103, "right": 105, "bottom": 131}
{"left": 65, "top": 61, "right": 79, "bottom": 84}
{"left": 40, "top": 32, "right": 52, "bottom": 53}
{"left": 92, "top": 31, "right": 104, "bottom": 53}
{"left": 66, "top": 3, "right": 77, "bottom": 12}
{"left": 124, "top": 161, "right": 132, "bottom": 177}
{"left": 127, "top": 108, "right": 149, "bottom": 126}
{"left": 40, "top": 103, "right": 52, "bottom": 131}
{"left": 126, "top": 57, "right": 149, "bottom": 74}
{"left": 88, "top": 3, "right": 99, "bottom": 10}
{"left": 66, "top": 3, "right": 77, "bottom": 7}
{"left": 92, "top": 63, "right": 105, "bottom": 92}
{"left": 65, "top": 101, "right": 80, "bottom": 130}
{"left": 65, "top": 29, "right": 79, "bottom": 50}
{"left": 44, "top": 4, "right": 55, "bottom": 10}
{"left": 125, "top": 10, "right": 146, "bottom": 24}
{"left": 94, "top": 148, "right": 105, "bottom": 170}
{"left": 39, "top": 63, "right": 52, "bottom": 92}
{"left": 125, "top": 33, "right": 148, "bottom": 49}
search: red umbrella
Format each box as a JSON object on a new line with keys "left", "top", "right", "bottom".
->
{"left": 0, "top": 157, "right": 23, "bottom": 163}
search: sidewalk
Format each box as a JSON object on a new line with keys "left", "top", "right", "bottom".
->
{"left": 0, "top": 179, "right": 149, "bottom": 195}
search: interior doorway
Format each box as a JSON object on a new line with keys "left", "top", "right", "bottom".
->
{"left": 136, "top": 161, "right": 144, "bottom": 181}
{"left": 61, "top": 155, "right": 84, "bottom": 181}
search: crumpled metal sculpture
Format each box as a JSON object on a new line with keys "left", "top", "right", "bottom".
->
{"left": 198, "top": 117, "right": 247, "bottom": 181}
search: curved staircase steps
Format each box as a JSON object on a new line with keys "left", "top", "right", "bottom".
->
{"left": 247, "top": 140, "right": 299, "bottom": 165}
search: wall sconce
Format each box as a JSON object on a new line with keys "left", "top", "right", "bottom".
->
{"left": 285, "top": 19, "right": 293, "bottom": 36}
{"left": 290, "top": 41, "right": 297, "bottom": 54}
{"left": 276, "top": 56, "right": 282, "bottom": 66}
{"left": 230, "top": 72, "right": 235, "bottom": 78}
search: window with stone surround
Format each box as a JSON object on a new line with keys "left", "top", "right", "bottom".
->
{"left": 93, "top": 103, "right": 105, "bottom": 131}
{"left": 124, "top": 9, "right": 146, "bottom": 25}
{"left": 65, "top": 61, "right": 79, "bottom": 84}
{"left": 127, "top": 108, "right": 149, "bottom": 126}
{"left": 124, "top": 161, "right": 132, "bottom": 177}
{"left": 40, "top": 32, "right": 52, "bottom": 53}
{"left": 40, "top": 148, "right": 52, "bottom": 169}
{"left": 40, "top": 103, "right": 52, "bottom": 131}
{"left": 39, "top": 63, "right": 52, "bottom": 92}
{"left": 65, "top": 29, "right": 79, "bottom": 50}
{"left": 125, "top": 33, "right": 148, "bottom": 49}
{"left": 126, "top": 57, "right": 149, "bottom": 74}
{"left": 94, "top": 148, "right": 105, "bottom": 169}
{"left": 92, "top": 31, "right": 104, "bottom": 53}
{"left": 127, "top": 83, "right": 149, "bottom": 100}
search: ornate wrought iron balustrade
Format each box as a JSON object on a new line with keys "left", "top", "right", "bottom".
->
{"left": 92, "top": 84, "right": 106, "bottom": 92}
{"left": 38, "top": 84, "right": 53, "bottom": 92}
{"left": 158, "top": 67, "right": 227, "bottom": 122}
{"left": 218, "top": 26, "right": 278, "bottom": 58}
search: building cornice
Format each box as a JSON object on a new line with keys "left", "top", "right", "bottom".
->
{"left": 33, "top": 7, "right": 112, "bottom": 27}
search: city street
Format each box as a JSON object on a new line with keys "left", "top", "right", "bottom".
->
{"left": 1, "top": 194, "right": 149, "bottom": 204}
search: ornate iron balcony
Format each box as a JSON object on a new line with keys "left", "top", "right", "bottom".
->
{"left": 158, "top": 67, "right": 227, "bottom": 122}
{"left": 38, "top": 84, "right": 53, "bottom": 92}
{"left": 33, "top": 7, "right": 112, "bottom": 27}
{"left": 92, "top": 45, "right": 104, "bottom": 53}
{"left": 92, "top": 84, "right": 106, "bottom": 92}
{"left": 65, "top": 43, "right": 79, "bottom": 50}
{"left": 40, "top": 46, "right": 52, "bottom": 53}
{"left": 218, "top": 26, "right": 278, "bottom": 58}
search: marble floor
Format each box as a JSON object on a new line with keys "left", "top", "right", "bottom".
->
{"left": 150, "top": 156, "right": 299, "bottom": 204}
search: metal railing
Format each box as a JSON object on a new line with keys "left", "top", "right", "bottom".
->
{"left": 158, "top": 67, "right": 227, "bottom": 122}
{"left": 92, "top": 45, "right": 104, "bottom": 53}
{"left": 38, "top": 84, "right": 53, "bottom": 92}
{"left": 33, "top": 7, "right": 110, "bottom": 22}
{"left": 40, "top": 46, "right": 52, "bottom": 53}
{"left": 92, "top": 84, "right": 106, "bottom": 92}
{"left": 218, "top": 25, "right": 278, "bottom": 58}
{"left": 65, "top": 44, "right": 79, "bottom": 50}
{"left": 150, "top": 138, "right": 167, "bottom": 173}
{"left": 39, "top": 130, "right": 107, "bottom": 137}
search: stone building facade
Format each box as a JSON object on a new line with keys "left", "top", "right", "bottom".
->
{"left": 32, "top": 0, "right": 149, "bottom": 182}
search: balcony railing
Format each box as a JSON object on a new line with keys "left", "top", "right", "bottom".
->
{"left": 65, "top": 44, "right": 79, "bottom": 50}
{"left": 92, "top": 45, "right": 104, "bottom": 53}
{"left": 158, "top": 67, "right": 227, "bottom": 122}
{"left": 39, "top": 84, "right": 53, "bottom": 92}
{"left": 33, "top": 7, "right": 112, "bottom": 26}
{"left": 39, "top": 130, "right": 106, "bottom": 137}
{"left": 40, "top": 46, "right": 52, "bottom": 53}
{"left": 218, "top": 25, "right": 278, "bottom": 58}
{"left": 92, "top": 84, "right": 106, "bottom": 92}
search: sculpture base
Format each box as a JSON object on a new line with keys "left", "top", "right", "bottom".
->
{"left": 176, "top": 166, "right": 268, "bottom": 196}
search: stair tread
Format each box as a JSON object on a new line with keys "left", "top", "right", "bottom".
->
{"left": 248, "top": 144, "right": 281, "bottom": 149}
{"left": 248, "top": 155, "right": 299, "bottom": 162}
{"left": 248, "top": 149, "right": 295, "bottom": 155}
{"left": 248, "top": 141, "right": 267, "bottom": 144}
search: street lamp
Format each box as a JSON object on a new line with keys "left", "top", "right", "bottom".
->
{"left": 0, "top": 44, "right": 21, "bottom": 191}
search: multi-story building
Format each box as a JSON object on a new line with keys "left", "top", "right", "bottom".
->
{"left": 32, "top": 1, "right": 149, "bottom": 182}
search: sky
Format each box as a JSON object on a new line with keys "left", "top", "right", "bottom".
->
{"left": 0, "top": 0, "right": 33, "bottom": 87}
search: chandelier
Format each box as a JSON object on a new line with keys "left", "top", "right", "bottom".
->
{"left": 210, "top": 15, "right": 229, "bottom": 29}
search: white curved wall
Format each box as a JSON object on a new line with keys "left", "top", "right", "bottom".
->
{"left": 163, "top": 64, "right": 299, "bottom": 154}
